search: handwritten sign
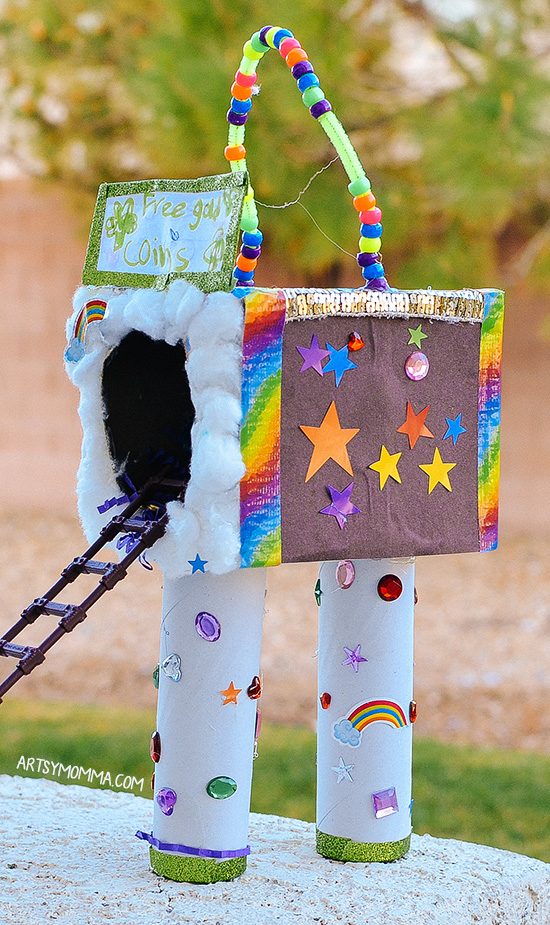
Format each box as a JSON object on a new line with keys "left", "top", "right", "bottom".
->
{"left": 83, "top": 173, "right": 248, "bottom": 292}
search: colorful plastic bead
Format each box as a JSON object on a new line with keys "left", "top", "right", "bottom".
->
{"left": 234, "top": 69, "right": 256, "bottom": 87}
{"left": 360, "top": 207, "right": 382, "bottom": 224}
{"left": 292, "top": 60, "right": 313, "bottom": 79}
{"left": 372, "top": 787, "right": 399, "bottom": 818}
{"left": 241, "top": 244, "right": 261, "bottom": 259}
{"left": 243, "top": 40, "right": 264, "bottom": 61}
{"left": 227, "top": 109, "right": 248, "bottom": 126}
{"left": 233, "top": 266, "right": 255, "bottom": 282}
{"left": 311, "top": 100, "right": 331, "bottom": 119}
{"left": 357, "top": 251, "right": 380, "bottom": 266}
{"left": 297, "top": 72, "right": 319, "bottom": 92}
{"left": 360, "top": 222, "right": 383, "bottom": 238}
{"left": 302, "top": 86, "right": 324, "bottom": 107}
{"left": 231, "top": 98, "right": 252, "bottom": 113}
{"left": 243, "top": 229, "right": 263, "bottom": 245}
{"left": 224, "top": 144, "right": 247, "bottom": 161}
{"left": 348, "top": 176, "right": 371, "bottom": 196}
{"left": 362, "top": 263, "right": 384, "bottom": 279}
{"left": 273, "top": 28, "right": 294, "bottom": 48}
{"left": 359, "top": 236, "right": 381, "bottom": 253}
{"left": 286, "top": 48, "right": 309, "bottom": 68}
{"left": 231, "top": 82, "right": 253, "bottom": 101}
{"left": 250, "top": 31, "right": 266, "bottom": 53}
{"left": 353, "top": 191, "right": 376, "bottom": 211}
{"left": 236, "top": 254, "right": 258, "bottom": 272}
{"left": 259, "top": 26, "right": 272, "bottom": 47}
{"left": 240, "top": 216, "right": 259, "bottom": 232}
{"left": 409, "top": 700, "right": 418, "bottom": 723}
{"left": 279, "top": 37, "right": 301, "bottom": 56}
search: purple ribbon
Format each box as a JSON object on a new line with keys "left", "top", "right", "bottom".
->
{"left": 116, "top": 533, "right": 140, "bottom": 555}
{"left": 135, "top": 831, "right": 250, "bottom": 859}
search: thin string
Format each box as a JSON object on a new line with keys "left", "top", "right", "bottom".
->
{"left": 254, "top": 156, "right": 356, "bottom": 261}
{"left": 255, "top": 156, "right": 339, "bottom": 209}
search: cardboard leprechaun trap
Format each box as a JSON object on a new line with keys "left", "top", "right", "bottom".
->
{"left": 0, "top": 26, "right": 503, "bottom": 884}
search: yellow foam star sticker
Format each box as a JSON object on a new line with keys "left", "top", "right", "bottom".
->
{"left": 418, "top": 447, "right": 456, "bottom": 494}
{"left": 300, "top": 401, "right": 359, "bottom": 482}
{"left": 369, "top": 445, "right": 402, "bottom": 490}
{"left": 220, "top": 681, "right": 242, "bottom": 705}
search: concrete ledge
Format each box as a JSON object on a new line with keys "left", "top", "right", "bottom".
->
{"left": 1, "top": 774, "right": 549, "bottom": 924}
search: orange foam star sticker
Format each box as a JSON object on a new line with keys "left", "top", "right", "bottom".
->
{"left": 419, "top": 447, "right": 456, "bottom": 494}
{"left": 220, "top": 681, "right": 242, "bottom": 705}
{"left": 397, "top": 401, "right": 434, "bottom": 449}
{"left": 300, "top": 401, "right": 359, "bottom": 482}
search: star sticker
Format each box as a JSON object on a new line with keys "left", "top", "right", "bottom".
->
{"left": 188, "top": 553, "right": 208, "bottom": 574}
{"left": 408, "top": 324, "right": 428, "bottom": 348}
{"left": 397, "top": 401, "right": 434, "bottom": 449}
{"left": 300, "top": 402, "right": 359, "bottom": 482}
{"left": 342, "top": 644, "right": 368, "bottom": 673}
{"left": 323, "top": 343, "right": 357, "bottom": 387}
{"left": 296, "top": 334, "right": 329, "bottom": 375}
{"left": 220, "top": 681, "right": 242, "bottom": 705}
{"left": 419, "top": 447, "right": 456, "bottom": 494}
{"left": 320, "top": 482, "right": 361, "bottom": 529}
{"left": 443, "top": 413, "right": 467, "bottom": 445}
{"left": 331, "top": 756, "right": 354, "bottom": 783}
{"left": 369, "top": 446, "right": 402, "bottom": 490}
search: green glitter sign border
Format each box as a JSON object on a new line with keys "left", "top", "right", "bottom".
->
{"left": 82, "top": 172, "right": 248, "bottom": 293}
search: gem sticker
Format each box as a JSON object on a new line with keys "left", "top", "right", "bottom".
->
{"left": 161, "top": 653, "right": 182, "bottom": 682}
{"left": 247, "top": 676, "right": 262, "bottom": 700}
{"left": 206, "top": 776, "right": 238, "bottom": 800}
{"left": 405, "top": 351, "right": 429, "bottom": 381}
{"left": 342, "top": 644, "right": 368, "bottom": 673}
{"left": 372, "top": 787, "right": 399, "bottom": 819}
{"left": 150, "top": 731, "right": 161, "bottom": 763}
{"left": 377, "top": 574, "right": 403, "bottom": 601}
{"left": 336, "top": 560, "right": 355, "bottom": 589}
{"left": 156, "top": 788, "right": 177, "bottom": 816}
{"left": 331, "top": 757, "right": 354, "bottom": 783}
{"left": 195, "top": 611, "right": 221, "bottom": 642}
{"left": 320, "top": 692, "right": 332, "bottom": 710}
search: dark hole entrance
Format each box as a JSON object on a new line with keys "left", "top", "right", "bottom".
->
{"left": 101, "top": 331, "right": 195, "bottom": 503}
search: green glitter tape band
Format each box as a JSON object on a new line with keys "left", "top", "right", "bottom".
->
{"left": 149, "top": 847, "right": 247, "bottom": 883}
{"left": 316, "top": 829, "right": 411, "bottom": 863}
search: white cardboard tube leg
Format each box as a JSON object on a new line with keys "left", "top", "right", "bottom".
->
{"left": 316, "top": 558, "right": 415, "bottom": 862}
{"left": 148, "top": 567, "right": 266, "bottom": 882}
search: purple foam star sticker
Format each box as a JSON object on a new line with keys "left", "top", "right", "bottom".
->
{"left": 296, "top": 334, "right": 329, "bottom": 375}
{"left": 342, "top": 644, "right": 368, "bottom": 673}
{"left": 323, "top": 343, "right": 357, "bottom": 387}
{"left": 320, "top": 482, "right": 361, "bottom": 529}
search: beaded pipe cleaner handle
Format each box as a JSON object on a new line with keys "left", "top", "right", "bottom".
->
{"left": 224, "top": 26, "right": 389, "bottom": 292}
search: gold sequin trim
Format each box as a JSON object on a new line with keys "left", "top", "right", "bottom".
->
{"left": 284, "top": 288, "right": 484, "bottom": 322}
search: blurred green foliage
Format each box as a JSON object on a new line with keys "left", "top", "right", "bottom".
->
{"left": 2, "top": 0, "right": 550, "bottom": 288}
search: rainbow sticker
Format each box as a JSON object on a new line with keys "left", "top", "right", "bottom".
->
{"left": 74, "top": 299, "right": 108, "bottom": 343}
{"left": 348, "top": 700, "right": 408, "bottom": 731}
